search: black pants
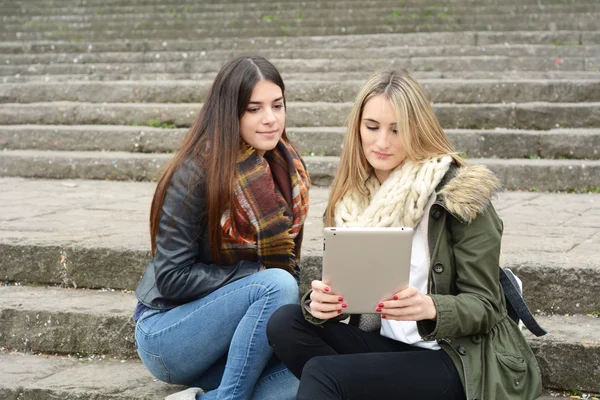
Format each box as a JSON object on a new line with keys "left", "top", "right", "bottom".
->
{"left": 267, "top": 304, "right": 465, "bottom": 400}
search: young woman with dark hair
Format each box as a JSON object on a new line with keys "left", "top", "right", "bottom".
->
{"left": 133, "top": 56, "right": 309, "bottom": 400}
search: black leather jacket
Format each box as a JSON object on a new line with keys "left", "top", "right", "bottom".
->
{"left": 135, "top": 160, "right": 261, "bottom": 310}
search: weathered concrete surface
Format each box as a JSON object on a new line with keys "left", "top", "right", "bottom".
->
{"left": 4, "top": 70, "right": 600, "bottom": 85}
{"left": 2, "top": 79, "right": 600, "bottom": 104}
{"left": 0, "top": 351, "right": 185, "bottom": 400}
{"left": 2, "top": 44, "right": 600, "bottom": 66}
{"left": 0, "top": 286, "right": 137, "bottom": 357}
{"left": 3, "top": 19, "right": 600, "bottom": 41}
{"left": 3, "top": 151, "right": 600, "bottom": 190}
{"left": 2, "top": 101, "right": 600, "bottom": 129}
{"left": 0, "top": 178, "right": 598, "bottom": 315}
{"left": 526, "top": 315, "right": 600, "bottom": 394}
{"left": 0, "top": 55, "right": 595, "bottom": 76}
{"left": 1, "top": 31, "right": 598, "bottom": 56}
{"left": 0, "top": 350, "right": 578, "bottom": 399}
{"left": 2, "top": 286, "right": 599, "bottom": 393}
{"left": 2, "top": 126, "right": 598, "bottom": 160}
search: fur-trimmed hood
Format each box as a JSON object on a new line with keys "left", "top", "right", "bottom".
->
{"left": 437, "top": 164, "right": 501, "bottom": 224}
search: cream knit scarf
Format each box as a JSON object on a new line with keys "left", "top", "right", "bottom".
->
{"left": 335, "top": 156, "right": 453, "bottom": 228}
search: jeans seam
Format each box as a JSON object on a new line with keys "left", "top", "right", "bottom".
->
{"left": 137, "top": 341, "right": 172, "bottom": 383}
{"left": 142, "top": 283, "right": 271, "bottom": 337}
{"left": 230, "top": 285, "right": 271, "bottom": 400}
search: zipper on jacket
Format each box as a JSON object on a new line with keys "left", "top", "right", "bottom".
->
{"left": 440, "top": 338, "right": 472, "bottom": 400}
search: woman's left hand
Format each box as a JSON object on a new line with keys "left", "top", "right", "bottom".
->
{"left": 377, "top": 286, "right": 437, "bottom": 321}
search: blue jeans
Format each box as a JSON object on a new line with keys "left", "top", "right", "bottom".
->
{"left": 135, "top": 269, "right": 300, "bottom": 400}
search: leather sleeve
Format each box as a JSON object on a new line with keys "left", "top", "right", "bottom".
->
{"left": 153, "top": 159, "right": 261, "bottom": 302}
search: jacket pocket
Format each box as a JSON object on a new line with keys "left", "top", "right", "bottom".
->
{"left": 494, "top": 351, "right": 527, "bottom": 393}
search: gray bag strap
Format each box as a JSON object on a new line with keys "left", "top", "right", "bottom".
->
{"left": 500, "top": 268, "right": 547, "bottom": 337}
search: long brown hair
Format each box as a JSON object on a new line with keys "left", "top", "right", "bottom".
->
{"left": 149, "top": 56, "right": 288, "bottom": 261}
{"left": 324, "top": 69, "right": 466, "bottom": 227}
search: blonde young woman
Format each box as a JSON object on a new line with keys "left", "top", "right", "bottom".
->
{"left": 267, "top": 69, "right": 542, "bottom": 400}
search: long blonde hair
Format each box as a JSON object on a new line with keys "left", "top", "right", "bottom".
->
{"left": 324, "top": 69, "right": 466, "bottom": 227}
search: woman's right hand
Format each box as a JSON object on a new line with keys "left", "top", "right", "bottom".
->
{"left": 309, "top": 280, "right": 347, "bottom": 320}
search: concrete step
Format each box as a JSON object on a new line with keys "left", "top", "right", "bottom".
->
{"left": 1, "top": 3, "right": 598, "bottom": 22}
{"left": 4, "top": 0, "right": 599, "bottom": 6}
{"left": 1, "top": 56, "right": 597, "bottom": 76}
{"left": 0, "top": 352, "right": 579, "bottom": 400}
{"left": 5, "top": 70, "right": 600, "bottom": 84}
{"left": 2, "top": 79, "right": 599, "bottom": 104}
{"left": 0, "top": 150, "right": 599, "bottom": 190}
{"left": 1, "top": 101, "right": 599, "bottom": 130}
{"left": 2, "top": 0, "right": 597, "bottom": 14}
{"left": 3, "top": 12, "right": 599, "bottom": 33}
{"left": 1, "top": 31, "right": 598, "bottom": 55}
{"left": 3, "top": 45, "right": 600, "bottom": 66}
{"left": 2, "top": 2, "right": 598, "bottom": 18}
{"left": 1, "top": 126, "right": 599, "bottom": 160}
{"left": 4, "top": 19, "right": 600, "bottom": 41}
{"left": 1, "top": 284, "right": 598, "bottom": 393}
{"left": 1, "top": 178, "right": 598, "bottom": 314}
{"left": 0, "top": 350, "right": 182, "bottom": 400}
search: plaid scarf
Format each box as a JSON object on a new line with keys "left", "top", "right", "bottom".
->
{"left": 220, "top": 140, "right": 310, "bottom": 276}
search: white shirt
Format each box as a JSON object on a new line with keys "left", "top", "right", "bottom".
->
{"left": 380, "top": 198, "right": 441, "bottom": 350}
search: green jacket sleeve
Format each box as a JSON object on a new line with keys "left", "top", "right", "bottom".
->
{"left": 419, "top": 205, "right": 506, "bottom": 339}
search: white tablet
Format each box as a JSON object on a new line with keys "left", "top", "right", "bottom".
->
{"left": 322, "top": 227, "right": 413, "bottom": 314}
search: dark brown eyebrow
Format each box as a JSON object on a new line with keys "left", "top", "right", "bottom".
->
{"left": 249, "top": 96, "right": 284, "bottom": 105}
{"left": 363, "top": 118, "right": 396, "bottom": 126}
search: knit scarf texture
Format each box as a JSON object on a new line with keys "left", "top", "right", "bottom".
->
{"left": 335, "top": 156, "right": 453, "bottom": 229}
{"left": 220, "top": 140, "right": 310, "bottom": 276}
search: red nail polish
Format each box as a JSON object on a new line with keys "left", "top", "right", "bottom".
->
{"left": 324, "top": 287, "right": 330, "bottom": 292}
{"left": 393, "top": 295, "right": 398, "bottom": 300}
{"left": 376, "top": 308, "right": 382, "bottom": 312}
{"left": 342, "top": 303, "right": 348, "bottom": 308}
{"left": 378, "top": 302, "right": 384, "bottom": 308}
{"left": 337, "top": 309, "right": 342, "bottom": 314}
{"left": 382, "top": 315, "right": 387, "bottom": 319}
{"left": 338, "top": 296, "right": 344, "bottom": 302}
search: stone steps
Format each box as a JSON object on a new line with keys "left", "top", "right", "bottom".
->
{"left": 1, "top": 149, "right": 599, "bottom": 191}
{"left": 1, "top": 3, "right": 598, "bottom": 22}
{"left": 3, "top": 12, "right": 598, "bottom": 32}
{"left": 5, "top": 70, "right": 600, "bottom": 83}
{"left": 0, "top": 351, "right": 183, "bottom": 400}
{"left": 1, "top": 101, "right": 599, "bottom": 130}
{"left": 0, "top": 352, "right": 576, "bottom": 400}
{"left": 1, "top": 31, "right": 598, "bottom": 55}
{"left": 0, "top": 284, "right": 598, "bottom": 393}
{"left": 2, "top": 79, "right": 599, "bottom": 104}
{"left": 1, "top": 125, "right": 599, "bottom": 160}
{"left": 2, "top": 0, "right": 598, "bottom": 12}
{"left": 2, "top": 0, "right": 598, "bottom": 14}
{"left": 4, "top": 20, "right": 600, "bottom": 41}
{"left": 1, "top": 178, "right": 598, "bottom": 314}
{"left": 4, "top": 45, "right": 600, "bottom": 65}
{"left": 3, "top": 57, "right": 597, "bottom": 77}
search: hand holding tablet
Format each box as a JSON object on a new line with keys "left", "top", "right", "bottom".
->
{"left": 318, "top": 227, "right": 414, "bottom": 315}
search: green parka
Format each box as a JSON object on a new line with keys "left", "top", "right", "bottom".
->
{"left": 304, "top": 164, "right": 543, "bottom": 400}
{"left": 417, "top": 164, "right": 543, "bottom": 400}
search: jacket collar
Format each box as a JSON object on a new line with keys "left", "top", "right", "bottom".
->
{"left": 434, "top": 163, "right": 501, "bottom": 224}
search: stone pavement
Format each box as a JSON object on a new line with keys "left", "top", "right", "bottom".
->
{"left": 0, "top": 351, "right": 576, "bottom": 400}
{"left": 1, "top": 177, "right": 599, "bottom": 313}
